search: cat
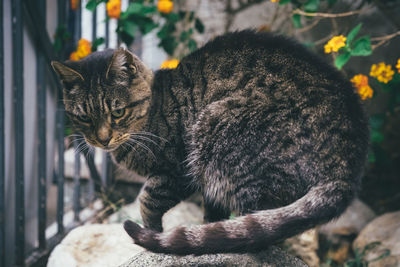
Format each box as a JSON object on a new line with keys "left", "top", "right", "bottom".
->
{"left": 52, "top": 30, "right": 369, "bottom": 255}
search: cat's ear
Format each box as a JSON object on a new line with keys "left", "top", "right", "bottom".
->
{"left": 51, "top": 61, "right": 84, "bottom": 84}
{"left": 106, "top": 48, "right": 138, "bottom": 79}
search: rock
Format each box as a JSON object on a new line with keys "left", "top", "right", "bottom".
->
{"left": 107, "top": 200, "right": 204, "bottom": 231}
{"left": 325, "top": 242, "right": 351, "bottom": 264}
{"left": 163, "top": 201, "right": 204, "bottom": 231}
{"left": 353, "top": 211, "right": 400, "bottom": 267}
{"left": 284, "top": 229, "right": 319, "bottom": 267}
{"left": 119, "top": 246, "right": 308, "bottom": 267}
{"left": 318, "top": 199, "right": 376, "bottom": 265}
{"left": 47, "top": 224, "right": 144, "bottom": 267}
{"left": 320, "top": 198, "right": 376, "bottom": 238}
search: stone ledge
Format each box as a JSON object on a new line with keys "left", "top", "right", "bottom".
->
{"left": 119, "top": 246, "right": 308, "bottom": 267}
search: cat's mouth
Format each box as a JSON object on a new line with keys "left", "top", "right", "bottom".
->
{"left": 84, "top": 138, "right": 122, "bottom": 152}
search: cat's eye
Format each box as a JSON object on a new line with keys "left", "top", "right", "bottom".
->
{"left": 78, "top": 114, "right": 91, "bottom": 123}
{"left": 111, "top": 108, "right": 126, "bottom": 119}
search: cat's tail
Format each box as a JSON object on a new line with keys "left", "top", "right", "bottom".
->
{"left": 124, "top": 180, "right": 355, "bottom": 255}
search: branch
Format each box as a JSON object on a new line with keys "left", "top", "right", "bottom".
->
{"left": 292, "top": 8, "right": 368, "bottom": 18}
{"left": 296, "top": 18, "right": 321, "bottom": 33}
{"left": 371, "top": 31, "right": 400, "bottom": 50}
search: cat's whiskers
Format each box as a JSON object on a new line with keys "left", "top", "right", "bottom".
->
{"left": 130, "top": 134, "right": 161, "bottom": 149}
{"left": 73, "top": 141, "right": 85, "bottom": 156}
{"left": 127, "top": 137, "right": 156, "bottom": 160}
{"left": 122, "top": 142, "right": 138, "bottom": 154}
{"left": 134, "top": 131, "right": 168, "bottom": 143}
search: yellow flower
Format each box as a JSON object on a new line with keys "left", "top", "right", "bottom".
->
{"left": 370, "top": 62, "right": 395, "bottom": 84}
{"left": 69, "top": 51, "right": 79, "bottom": 61}
{"left": 160, "top": 59, "right": 179, "bottom": 69}
{"left": 70, "top": 39, "right": 91, "bottom": 61}
{"left": 357, "top": 85, "right": 374, "bottom": 100}
{"left": 396, "top": 59, "right": 400, "bottom": 73}
{"left": 106, "top": 0, "right": 121, "bottom": 19}
{"left": 324, "top": 35, "right": 347, "bottom": 54}
{"left": 350, "top": 74, "right": 373, "bottom": 100}
{"left": 70, "top": 0, "right": 80, "bottom": 11}
{"left": 270, "top": 0, "right": 279, "bottom": 2}
{"left": 157, "top": 0, "right": 173, "bottom": 14}
{"left": 76, "top": 38, "right": 91, "bottom": 59}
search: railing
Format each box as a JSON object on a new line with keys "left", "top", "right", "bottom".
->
{"left": 0, "top": 0, "right": 117, "bottom": 265}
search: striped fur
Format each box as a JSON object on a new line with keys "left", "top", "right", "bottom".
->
{"left": 53, "top": 30, "right": 369, "bottom": 255}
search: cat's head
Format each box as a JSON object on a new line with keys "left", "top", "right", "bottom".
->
{"left": 52, "top": 48, "right": 153, "bottom": 151}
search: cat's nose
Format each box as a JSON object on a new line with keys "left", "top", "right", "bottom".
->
{"left": 97, "top": 126, "right": 112, "bottom": 146}
{"left": 98, "top": 136, "right": 111, "bottom": 146}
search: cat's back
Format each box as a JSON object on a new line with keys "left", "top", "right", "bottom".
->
{"left": 175, "top": 30, "right": 363, "bottom": 125}
{"left": 171, "top": 30, "right": 369, "bottom": 187}
{"left": 181, "top": 30, "right": 342, "bottom": 84}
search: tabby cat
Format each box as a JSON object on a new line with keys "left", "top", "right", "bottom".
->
{"left": 52, "top": 30, "right": 369, "bottom": 255}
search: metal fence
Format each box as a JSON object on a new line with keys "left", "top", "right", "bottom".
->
{"left": 0, "top": 0, "right": 117, "bottom": 266}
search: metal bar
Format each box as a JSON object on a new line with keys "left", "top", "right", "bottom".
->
{"left": 21, "top": 1, "right": 60, "bottom": 95}
{"left": 92, "top": 8, "right": 97, "bottom": 42}
{"left": 0, "top": 0, "right": 4, "bottom": 265}
{"left": 56, "top": 0, "right": 66, "bottom": 235}
{"left": 37, "top": 0, "right": 47, "bottom": 251}
{"left": 12, "top": 0, "right": 25, "bottom": 265}
{"left": 105, "top": 8, "right": 109, "bottom": 48}
{"left": 70, "top": 0, "right": 82, "bottom": 223}
{"left": 102, "top": 6, "right": 111, "bottom": 189}
{"left": 22, "top": 0, "right": 58, "bottom": 62}
{"left": 87, "top": 7, "right": 98, "bottom": 200}
{"left": 73, "top": 139, "right": 81, "bottom": 222}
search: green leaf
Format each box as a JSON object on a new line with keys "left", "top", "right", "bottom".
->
{"left": 180, "top": 31, "right": 190, "bottom": 42}
{"left": 303, "top": 42, "right": 315, "bottom": 47}
{"left": 85, "top": 0, "right": 105, "bottom": 11}
{"left": 141, "top": 21, "right": 158, "bottom": 34}
{"left": 327, "top": 0, "right": 337, "bottom": 6}
{"left": 141, "top": 5, "right": 157, "bottom": 15}
{"left": 188, "top": 39, "right": 197, "bottom": 52}
{"left": 279, "top": 0, "right": 291, "bottom": 5}
{"left": 132, "top": 16, "right": 158, "bottom": 34}
{"left": 53, "top": 25, "right": 70, "bottom": 53}
{"left": 368, "top": 150, "right": 376, "bottom": 163}
{"left": 346, "top": 23, "right": 362, "bottom": 45}
{"left": 167, "top": 13, "right": 180, "bottom": 23}
{"left": 157, "top": 23, "right": 176, "bottom": 39}
{"left": 334, "top": 51, "right": 351, "bottom": 69}
{"left": 304, "top": 0, "right": 319, "bottom": 12}
{"left": 371, "top": 129, "right": 384, "bottom": 143}
{"left": 123, "top": 20, "right": 138, "bottom": 37}
{"left": 369, "top": 114, "right": 385, "bottom": 129}
{"left": 159, "top": 36, "right": 178, "bottom": 55}
{"left": 350, "top": 36, "right": 372, "bottom": 56}
{"left": 189, "top": 11, "right": 195, "bottom": 21}
{"left": 126, "top": 3, "right": 144, "bottom": 15}
{"left": 91, "top": 37, "right": 104, "bottom": 51}
{"left": 292, "top": 14, "right": 302, "bottom": 28}
{"left": 195, "top": 18, "right": 205, "bottom": 33}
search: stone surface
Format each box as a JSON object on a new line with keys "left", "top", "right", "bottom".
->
{"left": 320, "top": 198, "right": 376, "bottom": 238}
{"left": 353, "top": 211, "right": 400, "bottom": 267}
{"left": 285, "top": 229, "right": 319, "bottom": 267}
{"left": 119, "top": 246, "right": 308, "bottom": 267}
{"left": 47, "top": 224, "right": 144, "bottom": 267}
{"left": 107, "top": 200, "right": 204, "bottom": 231}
